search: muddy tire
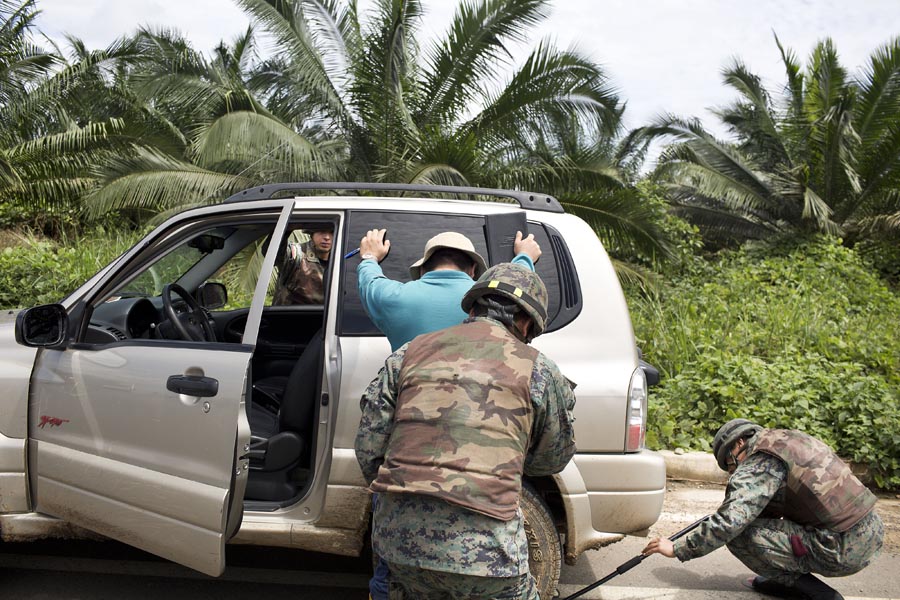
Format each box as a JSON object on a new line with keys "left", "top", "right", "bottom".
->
{"left": 522, "top": 483, "right": 562, "bottom": 599}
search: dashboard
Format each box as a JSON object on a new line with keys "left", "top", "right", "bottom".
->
{"left": 84, "top": 296, "right": 162, "bottom": 343}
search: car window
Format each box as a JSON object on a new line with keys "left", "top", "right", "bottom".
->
{"left": 121, "top": 234, "right": 220, "bottom": 297}
{"left": 339, "top": 211, "right": 488, "bottom": 336}
{"left": 533, "top": 222, "right": 582, "bottom": 333}
{"left": 88, "top": 222, "right": 279, "bottom": 343}
{"left": 338, "top": 211, "right": 580, "bottom": 336}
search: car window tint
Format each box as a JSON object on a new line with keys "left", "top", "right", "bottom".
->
{"left": 536, "top": 222, "right": 582, "bottom": 332}
{"left": 340, "top": 211, "right": 488, "bottom": 336}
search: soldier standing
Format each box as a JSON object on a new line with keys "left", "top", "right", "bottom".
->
{"left": 355, "top": 264, "right": 576, "bottom": 599}
{"left": 273, "top": 223, "right": 333, "bottom": 305}
{"left": 356, "top": 229, "right": 541, "bottom": 599}
{"left": 642, "top": 418, "right": 884, "bottom": 600}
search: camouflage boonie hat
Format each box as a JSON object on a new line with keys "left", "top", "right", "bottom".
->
{"left": 713, "top": 418, "right": 763, "bottom": 471}
{"left": 461, "top": 263, "right": 549, "bottom": 336}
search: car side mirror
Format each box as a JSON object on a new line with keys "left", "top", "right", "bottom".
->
{"left": 15, "top": 304, "right": 68, "bottom": 348}
{"left": 198, "top": 282, "right": 227, "bottom": 309}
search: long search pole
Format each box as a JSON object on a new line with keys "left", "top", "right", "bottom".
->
{"left": 561, "top": 514, "right": 711, "bottom": 600}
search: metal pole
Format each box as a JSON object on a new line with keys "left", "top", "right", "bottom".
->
{"left": 561, "top": 515, "right": 711, "bottom": 600}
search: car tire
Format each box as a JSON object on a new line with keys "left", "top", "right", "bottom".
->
{"left": 522, "top": 483, "right": 562, "bottom": 599}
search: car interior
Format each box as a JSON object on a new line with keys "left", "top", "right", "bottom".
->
{"left": 82, "top": 219, "right": 334, "bottom": 506}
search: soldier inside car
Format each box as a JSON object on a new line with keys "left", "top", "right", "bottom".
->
{"left": 272, "top": 223, "right": 334, "bottom": 305}
{"left": 355, "top": 263, "right": 576, "bottom": 600}
{"left": 642, "top": 418, "right": 884, "bottom": 600}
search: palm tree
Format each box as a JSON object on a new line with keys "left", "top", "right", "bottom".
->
{"left": 82, "top": 26, "right": 344, "bottom": 219}
{"left": 0, "top": 0, "right": 143, "bottom": 234}
{"left": 637, "top": 35, "right": 900, "bottom": 251}
{"left": 237, "top": 0, "right": 671, "bottom": 263}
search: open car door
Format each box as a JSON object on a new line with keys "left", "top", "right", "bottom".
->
{"left": 25, "top": 200, "right": 294, "bottom": 576}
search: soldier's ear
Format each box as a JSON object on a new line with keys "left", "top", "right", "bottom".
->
{"left": 513, "top": 312, "right": 532, "bottom": 339}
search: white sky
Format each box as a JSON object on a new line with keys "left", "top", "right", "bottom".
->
{"left": 33, "top": 0, "right": 900, "bottom": 164}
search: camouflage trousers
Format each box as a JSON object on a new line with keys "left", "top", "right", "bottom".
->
{"left": 726, "top": 510, "right": 884, "bottom": 585}
{"left": 385, "top": 562, "right": 539, "bottom": 600}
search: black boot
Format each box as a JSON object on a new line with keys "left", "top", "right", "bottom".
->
{"left": 745, "top": 576, "right": 803, "bottom": 598}
{"left": 792, "top": 574, "right": 844, "bottom": 600}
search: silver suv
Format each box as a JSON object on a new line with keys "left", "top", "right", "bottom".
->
{"left": 1, "top": 183, "right": 665, "bottom": 598}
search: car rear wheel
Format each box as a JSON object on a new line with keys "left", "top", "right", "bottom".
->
{"left": 522, "top": 483, "right": 562, "bottom": 599}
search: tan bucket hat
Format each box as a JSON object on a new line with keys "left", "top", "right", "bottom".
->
{"left": 408, "top": 232, "right": 488, "bottom": 280}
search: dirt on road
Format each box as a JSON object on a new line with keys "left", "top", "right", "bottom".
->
{"left": 656, "top": 480, "right": 900, "bottom": 553}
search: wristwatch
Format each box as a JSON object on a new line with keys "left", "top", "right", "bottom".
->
{"left": 361, "top": 253, "right": 376, "bottom": 261}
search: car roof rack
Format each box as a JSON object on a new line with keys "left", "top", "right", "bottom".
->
{"left": 223, "top": 182, "right": 565, "bottom": 214}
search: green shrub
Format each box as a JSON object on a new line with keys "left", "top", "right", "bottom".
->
{"left": 630, "top": 237, "right": 900, "bottom": 489}
{"left": 0, "top": 228, "right": 140, "bottom": 309}
{"left": 647, "top": 350, "right": 900, "bottom": 489}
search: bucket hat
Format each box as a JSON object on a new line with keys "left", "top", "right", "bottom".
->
{"left": 409, "top": 232, "right": 487, "bottom": 280}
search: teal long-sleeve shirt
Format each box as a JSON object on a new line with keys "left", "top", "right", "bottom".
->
{"left": 357, "top": 253, "right": 535, "bottom": 351}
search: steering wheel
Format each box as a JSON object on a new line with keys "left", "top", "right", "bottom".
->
{"left": 161, "top": 283, "right": 217, "bottom": 342}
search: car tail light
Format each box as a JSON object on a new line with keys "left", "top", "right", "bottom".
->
{"left": 626, "top": 367, "right": 647, "bottom": 452}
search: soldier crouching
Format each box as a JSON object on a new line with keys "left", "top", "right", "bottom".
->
{"left": 643, "top": 418, "right": 884, "bottom": 600}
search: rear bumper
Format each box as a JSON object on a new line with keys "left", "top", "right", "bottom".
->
{"left": 555, "top": 450, "right": 666, "bottom": 563}
{"left": 575, "top": 450, "right": 666, "bottom": 531}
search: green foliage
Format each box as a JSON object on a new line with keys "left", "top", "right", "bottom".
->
{"left": 639, "top": 35, "right": 900, "bottom": 263}
{"left": 0, "top": 227, "right": 140, "bottom": 308}
{"left": 631, "top": 238, "right": 900, "bottom": 488}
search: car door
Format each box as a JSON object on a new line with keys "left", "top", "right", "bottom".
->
{"left": 26, "top": 200, "right": 294, "bottom": 576}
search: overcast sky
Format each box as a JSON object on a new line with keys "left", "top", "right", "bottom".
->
{"left": 33, "top": 0, "right": 900, "bottom": 159}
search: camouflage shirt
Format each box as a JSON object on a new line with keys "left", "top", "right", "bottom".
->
{"left": 272, "top": 241, "right": 327, "bottom": 305}
{"left": 355, "top": 317, "right": 577, "bottom": 577}
{"left": 674, "top": 448, "right": 788, "bottom": 561}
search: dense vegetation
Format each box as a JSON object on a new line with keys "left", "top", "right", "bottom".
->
{"left": 630, "top": 239, "right": 900, "bottom": 488}
{"left": 1, "top": 0, "right": 898, "bottom": 487}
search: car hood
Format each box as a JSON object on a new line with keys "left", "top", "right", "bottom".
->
{"left": 0, "top": 317, "right": 38, "bottom": 438}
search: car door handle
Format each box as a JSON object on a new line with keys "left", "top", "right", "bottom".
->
{"left": 166, "top": 375, "right": 219, "bottom": 397}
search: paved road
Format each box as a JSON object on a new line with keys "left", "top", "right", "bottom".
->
{"left": 559, "top": 481, "right": 900, "bottom": 600}
{"left": 1, "top": 481, "right": 898, "bottom": 599}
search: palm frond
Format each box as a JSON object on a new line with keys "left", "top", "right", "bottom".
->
{"left": 236, "top": 0, "right": 350, "bottom": 122}
{"left": 418, "top": 0, "right": 547, "bottom": 125}
{"left": 852, "top": 37, "right": 900, "bottom": 142}
{"left": 774, "top": 32, "right": 805, "bottom": 121}
{"left": 83, "top": 147, "right": 255, "bottom": 217}
{"left": 189, "top": 110, "right": 343, "bottom": 181}
{"left": 560, "top": 188, "right": 672, "bottom": 264}
{"left": 462, "top": 42, "right": 621, "bottom": 150}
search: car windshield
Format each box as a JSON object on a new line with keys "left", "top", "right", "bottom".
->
{"left": 118, "top": 230, "right": 229, "bottom": 297}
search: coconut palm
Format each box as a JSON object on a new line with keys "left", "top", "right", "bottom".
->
{"left": 638, "top": 36, "right": 900, "bottom": 251}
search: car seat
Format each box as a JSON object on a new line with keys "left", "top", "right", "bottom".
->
{"left": 245, "top": 330, "right": 322, "bottom": 501}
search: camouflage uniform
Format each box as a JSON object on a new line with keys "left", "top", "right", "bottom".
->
{"left": 355, "top": 316, "right": 576, "bottom": 599}
{"left": 273, "top": 241, "right": 327, "bottom": 305}
{"left": 674, "top": 430, "right": 884, "bottom": 585}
